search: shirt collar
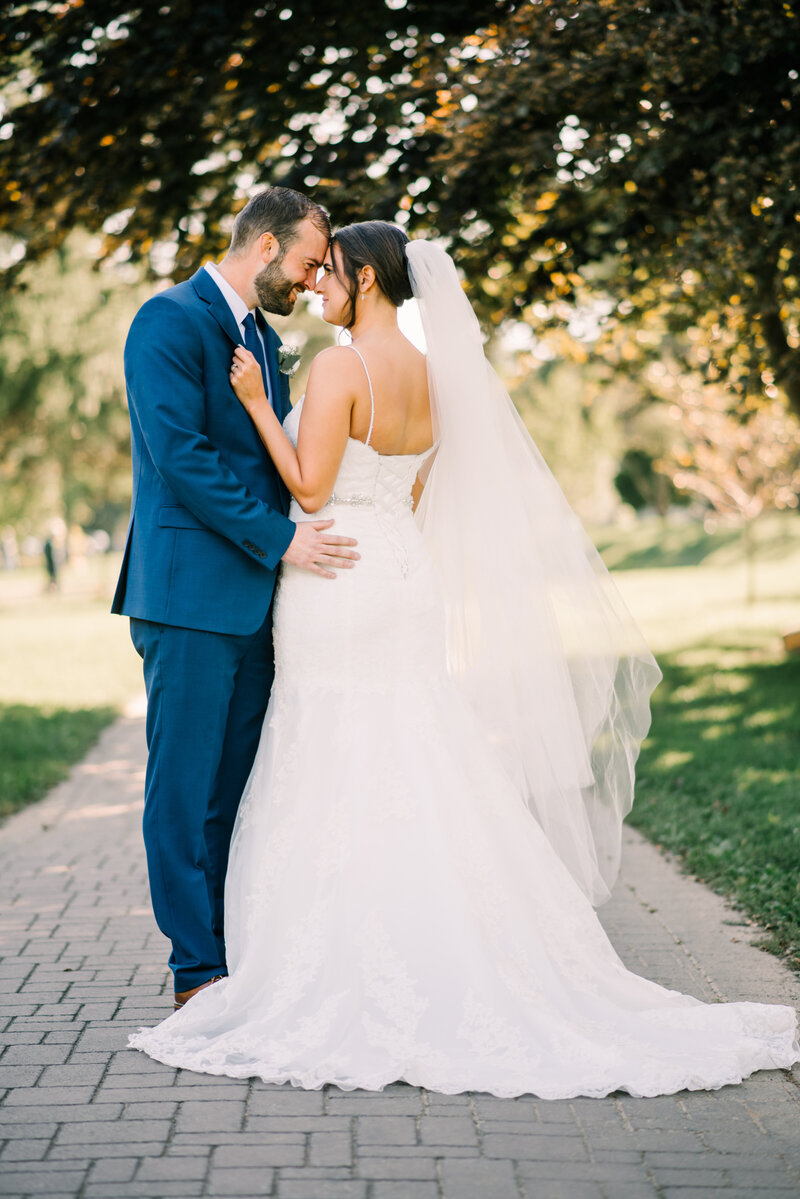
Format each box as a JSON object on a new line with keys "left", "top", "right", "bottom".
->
{"left": 204, "top": 261, "right": 253, "bottom": 331}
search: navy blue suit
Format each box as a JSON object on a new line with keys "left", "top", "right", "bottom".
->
{"left": 113, "top": 267, "right": 295, "bottom": 991}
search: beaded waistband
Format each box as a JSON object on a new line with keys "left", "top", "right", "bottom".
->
{"left": 325, "top": 493, "right": 414, "bottom": 509}
{"left": 326, "top": 492, "right": 375, "bottom": 507}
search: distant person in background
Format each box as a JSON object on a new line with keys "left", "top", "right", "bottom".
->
{"left": 43, "top": 537, "right": 58, "bottom": 592}
{"left": 1, "top": 528, "right": 20, "bottom": 570}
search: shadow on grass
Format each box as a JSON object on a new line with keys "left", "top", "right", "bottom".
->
{"left": 595, "top": 522, "right": 741, "bottom": 570}
{"left": 595, "top": 517, "right": 800, "bottom": 572}
{"left": 630, "top": 638, "right": 800, "bottom": 971}
{"left": 0, "top": 702, "right": 117, "bottom": 820}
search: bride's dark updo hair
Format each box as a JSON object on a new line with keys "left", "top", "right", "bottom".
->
{"left": 329, "top": 221, "right": 413, "bottom": 328}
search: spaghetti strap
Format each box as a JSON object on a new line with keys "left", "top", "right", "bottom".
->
{"left": 348, "top": 344, "right": 375, "bottom": 448}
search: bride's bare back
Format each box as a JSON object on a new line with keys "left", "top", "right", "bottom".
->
{"left": 346, "top": 334, "right": 433, "bottom": 456}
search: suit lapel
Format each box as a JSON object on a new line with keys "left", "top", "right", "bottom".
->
{"left": 190, "top": 267, "right": 243, "bottom": 348}
{"left": 191, "top": 270, "right": 290, "bottom": 420}
{"left": 190, "top": 269, "right": 290, "bottom": 512}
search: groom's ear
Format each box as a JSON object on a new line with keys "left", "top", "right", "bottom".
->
{"left": 258, "top": 231, "right": 281, "bottom": 264}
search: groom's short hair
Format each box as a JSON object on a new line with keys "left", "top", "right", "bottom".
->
{"left": 230, "top": 187, "right": 330, "bottom": 255}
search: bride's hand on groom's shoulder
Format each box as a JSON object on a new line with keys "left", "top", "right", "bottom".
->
{"left": 230, "top": 346, "right": 267, "bottom": 413}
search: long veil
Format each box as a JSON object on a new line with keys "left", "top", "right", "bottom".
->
{"left": 406, "top": 240, "right": 662, "bottom": 907}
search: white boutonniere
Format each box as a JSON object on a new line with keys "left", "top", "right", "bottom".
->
{"left": 277, "top": 344, "right": 301, "bottom": 376}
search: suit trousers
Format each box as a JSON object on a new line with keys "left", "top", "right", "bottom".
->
{"left": 130, "top": 612, "right": 274, "bottom": 992}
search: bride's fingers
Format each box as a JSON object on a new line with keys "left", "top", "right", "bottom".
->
{"left": 230, "top": 357, "right": 259, "bottom": 386}
{"left": 230, "top": 347, "right": 256, "bottom": 378}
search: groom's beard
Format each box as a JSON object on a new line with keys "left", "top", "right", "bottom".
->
{"left": 254, "top": 258, "right": 301, "bottom": 315}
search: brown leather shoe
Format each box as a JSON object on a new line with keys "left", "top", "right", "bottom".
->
{"left": 174, "top": 975, "right": 225, "bottom": 1011}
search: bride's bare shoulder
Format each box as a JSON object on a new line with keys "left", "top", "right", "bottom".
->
{"left": 305, "top": 345, "right": 364, "bottom": 400}
{"left": 308, "top": 345, "right": 363, "bottom": 379}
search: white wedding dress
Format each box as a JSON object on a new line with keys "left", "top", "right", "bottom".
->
{"left": 130, "top": 356, "right": 799, "bottom": 1099}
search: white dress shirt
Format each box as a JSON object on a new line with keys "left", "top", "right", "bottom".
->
{"left": 204, "top": 261, "right": 272, "bottom": 404}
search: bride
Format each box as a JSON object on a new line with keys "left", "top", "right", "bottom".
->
{"left": 129, "top": 222, "right": 799, "bottom": 1099}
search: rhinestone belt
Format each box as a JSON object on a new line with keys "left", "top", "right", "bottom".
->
{"left": 326, "top": 493, "right": 414, "bottom": 509}
{"left": 326, "top": 493, "right": 375, "bottom": 507}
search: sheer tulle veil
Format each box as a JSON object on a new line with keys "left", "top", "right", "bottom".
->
{"left": 405, "top": 239, "right": 662, "bottom": 907}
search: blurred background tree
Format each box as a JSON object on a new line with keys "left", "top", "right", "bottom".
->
{"left": 0, "top": 0, "right": 506, "bottom": 278}
{"left": 0, "top": 234, "right": 148, "bottom": 539}
{"left": 423, "top": 0, "right": 800, "bottom": 421}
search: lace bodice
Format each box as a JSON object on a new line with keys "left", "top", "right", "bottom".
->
{"left": 284, "top": 398, "right": 429, "bottom": 515}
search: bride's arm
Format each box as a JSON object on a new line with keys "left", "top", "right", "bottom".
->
{"left": 411, "top": 444, "right": 438, "bottom": 511}
{"left": 231, "top": 346, "right": 356, "bottom": 513}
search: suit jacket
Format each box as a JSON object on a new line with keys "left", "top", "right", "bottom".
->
{"left": 112, "top": 267, "right": 296, "bottom": 635}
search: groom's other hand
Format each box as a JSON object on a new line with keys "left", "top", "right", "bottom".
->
{"left": 283, "top": 519, "right": 359, "bottom": 579}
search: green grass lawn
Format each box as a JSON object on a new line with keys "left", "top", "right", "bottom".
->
{"left": 630, "top": 631, "right": 800, "bottom": 971}
{"left": 0, "top": 554, "right": 143, "bottom": 816}
{"left": 0, "top": 702, "right": 116, "bottom": 818}
{"left": 600, "top": 511, "right": 800, "bottom": 972}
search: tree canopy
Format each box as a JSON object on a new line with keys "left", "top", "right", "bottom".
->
{"left": 0, "top": 1, "right": 505, "bottom": 274}
{"left": 424, "top": 1, "right": 800, "bottom": 417}
{"left": 1, "top": 0, "right": 799, "bottom": 419}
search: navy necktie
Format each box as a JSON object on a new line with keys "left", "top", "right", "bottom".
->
{"left": 242, "top": 312, "right": 274, "bottom": 411}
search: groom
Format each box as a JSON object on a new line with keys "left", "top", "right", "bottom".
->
{"left": 113, "top": 187, "right": 357, "bottom": 1009}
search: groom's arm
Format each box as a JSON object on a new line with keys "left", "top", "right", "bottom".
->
{"left": 125, "top": 295, "right": 295, "bottom": 569}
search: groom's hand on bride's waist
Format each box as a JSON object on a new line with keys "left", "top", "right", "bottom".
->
{"left": 282, "top": 519, "right": 359, "bottom": 579}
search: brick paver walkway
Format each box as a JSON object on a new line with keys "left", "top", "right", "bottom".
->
{"left": 1, "top": 714, "right": 799, "bottom": 1199}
